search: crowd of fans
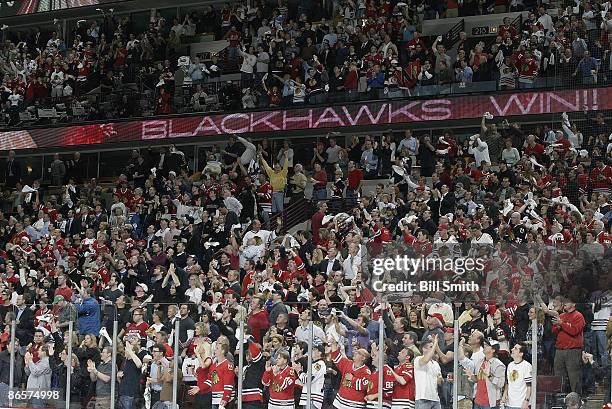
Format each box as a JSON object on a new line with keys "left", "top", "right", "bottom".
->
{"left": 0, "top": 104, "right": 610, "bottom": 409}
{"left": 4, "top": 0, "right": 612, "bottom": 124}
{"left": 0, "top": 1, "right": 610, "bottom": 409}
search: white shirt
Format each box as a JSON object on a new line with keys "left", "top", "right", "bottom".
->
{"left": 50, "top": 71, "right": 64, "bottom": 86}
{"left": 537, "top": 13, "right": 554, "bottom": 32}
{"left": 343, "top": 254, "right": 361, "bottom": 280}
{"left": 238, "top": 136, "right": 257, "bottom": 165}
{"left": 182, "top": 356, "right": 200, "bottom": 382}
{"left": 468, "top": 138, "right": 491, "bottom": 166}
{"left": 256, "top": 51, "right": 270, "bottom": 73}
{"left": 414, "top": 356, "right": 441, "bottom": 402}
{"left": 185, "top": 287, "right": 203, "bottom": 306}
{"left": 277, "top": 148, "right": 294, "bottom": 168}
{"left": 239, "top": 50, "right": 257, "bottom": 74}
{"left": 8, "top": 93, "right": 21, "bottom": 106}
{"left": 294, "top": 323, "right": 326, "bottom": 344}
{"left": 471, "top": 232, "right": 493, "bottom": 245}
{"left": 243, "top": 229, "right": 275, "bottom": 244}
{"left": 506, "top": 360, "right": 532, "bottom": 408}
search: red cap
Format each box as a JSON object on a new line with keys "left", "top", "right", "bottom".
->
{"left": 429, "top": 312, "right": 445, "bottom": 325}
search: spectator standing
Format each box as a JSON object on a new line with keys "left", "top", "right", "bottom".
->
{"left": 4, "top": 150, "right": 21, "bottom": 188}
{"left": 503, "top": 343, "right": 532, "bottom": 409}
{"left": 552, "top": 298, "right": 585, "bottom": 394}
{"left": 25, "top": 345, "right": 52, "bottom": 408}
{"left": 574, "top": 51, "right": 598, "bottom": 85}
{"left": 414, "top": 337, "right": 442, "bottom": 409}
{"left": 469, "top": 339, "right": 506, "bottom": 409}
{"left": 239, "top": 46, "right": 257, "bottom": 88}
{"left": 260, "top": 153, "right": 289, "bottom": 213}
{"left": 0, "top": 340, "right": 23, "bottom": 406}
{"left": 75, "top": 288, "right": 101, "bottom": 336}
{"left": 88, "top": 346, "right": 112, "bottom": 409}
{"left": 50, "top": 153, "right": 66, "bottom": 187}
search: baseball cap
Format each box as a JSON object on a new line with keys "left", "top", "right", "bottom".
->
{"left": 52, "top": 295, "right": 65, "bottom": 305}
{"left": 136, "top": 282, "right": 148, "bottom": 293}
{"left": 429, "top": 312, "right": 445, "bottom": 326}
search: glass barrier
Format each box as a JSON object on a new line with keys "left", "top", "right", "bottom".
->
{"left": 5, "top": 295, "right": 610, "bottom": 409}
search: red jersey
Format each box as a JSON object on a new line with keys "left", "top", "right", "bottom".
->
{"left": 331, "top": 349, "right": 371, "bottom": 409}
{"left": 114, "top": 187, "right": 133, "bottom": 202}
{"left": 517, "top": 56, "right": 538, "bottom": 81}
{"left": 366, "top": 365, "right": 395, "bottom": 409}
{"left": 262, "top": 365, "right": 298, "bottom": 408}
{"left": 125, "top": 321, "right": 149, "bottom": 339}
{"left": 206, "top": 358, "right": 235, "bottom": 405}
{"left": 392, "top": 362, "right": 415, "bottom": 405}
{"left": 499, "top": 24, "right": 518, "bottom": 39}
{"left": 34, "top": 307, "right": 53, "bottom": 333}
{"left": 195, "top": 357, "right": 213, "bottom": 394}
{"left": 524, "top": 143, "right": 545, "bottom": 157}
{"left": 597, "top": 231, "right": 612, "bottom": 245}
{"left": 257, "top": 183, "right": 272, "bottom": 214}
{"left": 590, "top": 165, "right": 612, "bottom": 190}
{"left": 241, "top": 270, "right": 257, "bottom": 297}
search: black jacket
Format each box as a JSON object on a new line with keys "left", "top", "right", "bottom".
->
{"left": 0, "top": 348, "right": 23, "bottom": 386}
{"left": 13, "top": 306, "right": 35, "bottom": 346}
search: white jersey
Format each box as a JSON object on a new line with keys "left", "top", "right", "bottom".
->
{"left": 506, "top": 360, "right": 532, "bottom": 408}
{"left": 298, "top": 359, "right": 326, "bottom": 409}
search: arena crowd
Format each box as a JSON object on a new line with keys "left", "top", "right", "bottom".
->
{"left": 0, "top": 101, "right": 610, "bottom": 409}
{"left": 0, "top": 0, "right": 610, "bottom": 409}
{"left": 3, "top": 0, "right": 612, "bottom": 122}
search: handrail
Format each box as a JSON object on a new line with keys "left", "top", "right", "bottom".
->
{"left": 510, "top": 13, "right": 522, "bottom": 34}
{"left": 269, "top": 197, "right": 311, "bottom": 233}
{"left": 269, "top": 196, "right": 361, "bottom": 234}
{"left": 442, "top": 18, "right": 465, "bottom": 49}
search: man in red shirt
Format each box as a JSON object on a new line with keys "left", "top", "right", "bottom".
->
{"left": 551, "top": 298, "right": 585, "bottom": 394}
{"left": 225, "top": 25, "right": 241, "bottom": 61}
{"left": 523, "top": 134, "right": 545, "bottom": 159}
{"left": 122, "top": 307, "right": 149, "bottom": 342}
{"left": 247, "top": 297, "right": 269, "bottom": 344}
{"left": 312, "top": 162, "right": 328, "bottom": 203}
{"left": 311, "top": 201, "right": 328, "bottom": 245}
{"left": 330, "top": 336, "right": 372, "bottom": 409}
{"left": 346, "top": 161, "right": 363, "bottom": 206}
{"left": 590, "top": 158, "right": 612, "bottom": 192}
{"left": 54, "top": 274, "right": 73, "bottom": 301}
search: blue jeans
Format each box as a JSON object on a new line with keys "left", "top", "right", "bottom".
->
{"left": 312, "top": 188, "right": 327, "bottom": 203}
{"left": 473, "top": 405, "right": 498, "bottom": 409}
{"left": 120, "top": 395, "right": 134, "bottom": 409}
{"left": 593, "top": 330, "right": 610, "bottom": 365}
{"left": 439, "top": 379, "right": 452, "bottom": 408}
{"left": 0, "top": 382, "right": 8, "bottom": 406}
{"left": 272, "top": 192, "right": 284, "bottom": 213}
{"left": 31, "top": 398, "right": 46, "bottom": 408}
{"left": 415, "top": 400, "right": 441, "bottom": 409}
